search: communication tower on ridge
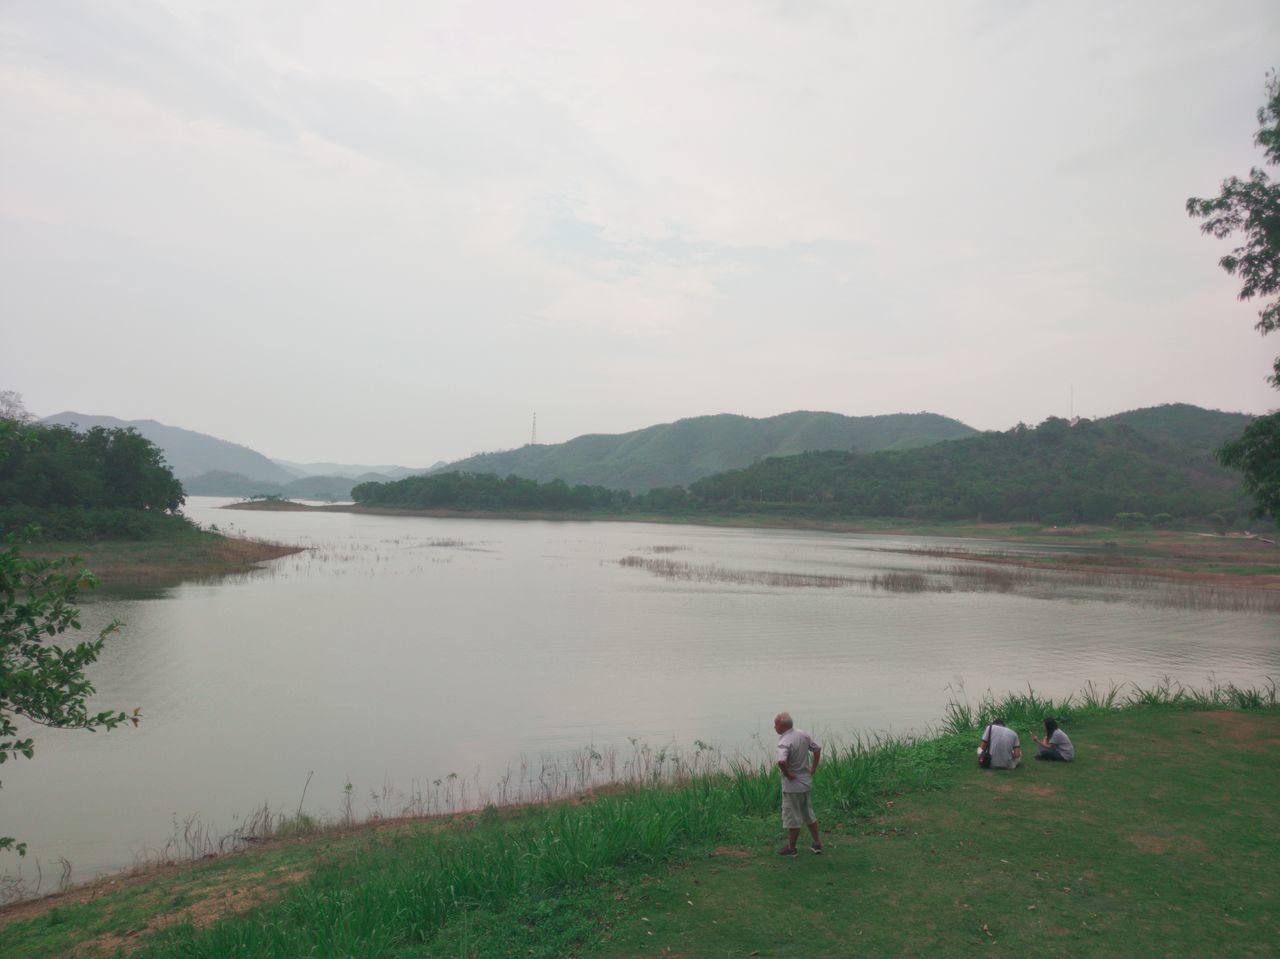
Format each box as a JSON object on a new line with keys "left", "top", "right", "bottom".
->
{"left": 531, "top": 412, "right": 537, "bottom": 446}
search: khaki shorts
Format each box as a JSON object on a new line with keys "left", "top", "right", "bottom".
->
{"left": 781, "top": 791, "right": 817, "bottom": 829}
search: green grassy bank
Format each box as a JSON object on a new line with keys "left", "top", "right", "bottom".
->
{"left": 2, "top": 681, "right": 1276, "bottom": 958}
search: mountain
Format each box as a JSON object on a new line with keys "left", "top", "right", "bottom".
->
{"left": 183, "top": 471, "right": 368, "bottom": 501}
{"left": 40, "top": 412, "right": 296, "bottom": 484}
{"left": 1098, "top": 403, "right": 1254, "bottom": 452}
{"left": 271, "top": 459, "right": 440, "bottom": 480}
{"left": 37, "top": 413, "right": 439, "bottom": 501}
{"left": 685, "top": 406, "right": 1256, "bottom": 523}
{"left": 435, "top": 411, "right": 978, "bottom": 492}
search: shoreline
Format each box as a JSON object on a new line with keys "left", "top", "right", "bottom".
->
{"left": 3, "top": 682, "right": 1276, "bottom": 956}
{"left": 26, "top": 534, "right": 304, "bottom": 586}
{"left": 224, "top": 500, "right": 1280, "bottom": 588}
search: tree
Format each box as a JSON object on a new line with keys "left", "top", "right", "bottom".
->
{"left": 1189, "top": 73, "right": 1280, "bottom": 524}
{"left": 1218, "top": 415, "right": 1280, "bottom": 523}
{"left": 0, "top": 391, "right": 32, "bottom": 425}
{"left": 0, "top": 422, "right": 185, "bottom": 515}
{"left": 1, "top": 535, "right": 138, "bottom": 855}
{"left": 1187, "top": 71, "right": 1280, "bottom": 382}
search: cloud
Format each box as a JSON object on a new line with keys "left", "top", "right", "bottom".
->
{"left": 2, "top": 0, "right": 1278, "bottom": 461}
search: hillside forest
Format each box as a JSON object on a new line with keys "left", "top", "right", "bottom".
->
{"left": 353, "top": 408, "right": 1262, "bottom": 529}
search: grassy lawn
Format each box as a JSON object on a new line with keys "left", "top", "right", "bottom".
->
{"left": 589, "top": 708, "right": 1279, "bottom": 959}
{"left": 2, "top": 702, "right": 1276, "bottom": 958}
{"left": 0, "top": 837, "right": 324, "bottom": 958}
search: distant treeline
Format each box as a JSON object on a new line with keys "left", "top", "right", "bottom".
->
{"left": 352, "top": 472, "right": 632, "bottom": 512}
{"left": 0, "top": 420, "right": 189, "bottom": 540}
{"left": 352, "top": 416, "right": 1255, "bottom": 527}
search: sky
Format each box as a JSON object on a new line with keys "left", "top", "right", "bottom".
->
{"left": 2, "top": 1, "right": 1278, "bottom": 467}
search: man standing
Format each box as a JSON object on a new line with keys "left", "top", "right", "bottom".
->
{"left": 775, "top": 712, "right": 822, "bottom": 856}
{"left": 979, "top": 718, "right": 1021, "bottom": 769}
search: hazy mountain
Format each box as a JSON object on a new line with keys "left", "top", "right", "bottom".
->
{"left": 40, "top": 412, "right": 296, "bottom": 484}
{"left": 272, "top": 459, "right": 442, "bottom": 480}
{"left": 183, "top": 471, "right": 372, "bottom": 501}
{"left": 435, "top": 411, "right": 978, "bottom": 492}
{"left": 38, "top": 413, "right": 440, "bottom": 500}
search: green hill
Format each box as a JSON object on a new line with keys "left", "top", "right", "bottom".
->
{"left": 685, "top": 406, "right": 1256, "bottom": 524}
{"left": 1098, "top": 403, "right": 1255, "bottom": 466}
{"left": 438, "top": 411, "right": 978, "bottom": 492}
{"left": 184, "top": 471, "right": 370, "bottom": 502}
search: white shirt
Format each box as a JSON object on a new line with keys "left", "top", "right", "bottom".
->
{"left": 777, "top": 728, "right": 820, "bottom": 793}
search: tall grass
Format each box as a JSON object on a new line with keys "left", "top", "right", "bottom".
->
{"left": 110, "top": 678, "right": 1279, "bottom": 958}
{"left": 940, "top": 676, "right": 1278, "bottom": 737}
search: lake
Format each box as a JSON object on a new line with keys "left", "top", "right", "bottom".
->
{"left": 4, "top": 497, "right": 1277, "bottom": 895}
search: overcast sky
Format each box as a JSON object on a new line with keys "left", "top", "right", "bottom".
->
{"left": 2, "top": 1, "right": 1278, "bottom": 466}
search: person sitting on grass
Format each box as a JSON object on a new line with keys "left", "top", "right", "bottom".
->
{"left": 979, "top": 718, "right": 1021, "bottom": 769}
{"left": 775, "top": 712, "right": 823, "bottom": 856}
{"left": 1032, "top": 717, "right": 1075, "bottom": 762}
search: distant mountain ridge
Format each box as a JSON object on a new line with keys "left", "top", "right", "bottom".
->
{"left": 40, "top": 404, "right": 1254, "bottom": 511}
{"left": 272, "top": 459, "right": 441, "bottom": 480}
{"left": 40, "top": 412, "right": 297, "bottom": 484}
{"left": 436, "top": 411, "right": 979, "bottom": 492}
{"left": 38, "top": 413, "right": 431, "bottom": 501}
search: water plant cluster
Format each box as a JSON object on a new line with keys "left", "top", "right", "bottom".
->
{"left": 616, "top": 552, "right": 1280, "bottom": 612}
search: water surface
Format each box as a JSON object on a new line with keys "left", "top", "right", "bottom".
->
{"left": 4, "top": 499, "right": 1276, "bottom": 891}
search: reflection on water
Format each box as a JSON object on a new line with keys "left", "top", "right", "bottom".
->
{"left": 3, "top": 497, "right": 1277, "bottom": 897}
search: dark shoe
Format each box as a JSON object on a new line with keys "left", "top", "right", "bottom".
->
{"left": 810, "top": 843, "right": 824, "bottom": 854}
{"left": 777, "top": 845, "right": 798, "bottom": 857}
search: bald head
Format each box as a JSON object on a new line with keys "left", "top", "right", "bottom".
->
{"left": 774, "top": 712, "right": 793, "bottom": 734}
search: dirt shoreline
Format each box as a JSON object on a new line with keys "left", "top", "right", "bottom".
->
{"left": 26, "top": 535, "right": 304, "bottom": 586}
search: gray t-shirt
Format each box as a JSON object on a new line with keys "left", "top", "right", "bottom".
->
{"left": 984, "top": 724, "right": 1020, "bottom": 769}
{"left": 1048, "top": 728, "right": 1074, "bottom": 761}
{"left": 777, "top": 728, "right": 820, "bottom": 793}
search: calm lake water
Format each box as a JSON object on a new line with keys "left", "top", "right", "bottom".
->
{"left": 4, "top": 498, "right": 1278, "bottom": 893}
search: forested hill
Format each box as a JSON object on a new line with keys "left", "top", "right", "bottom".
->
{"left": 1099, "top": 403, "right": 1254, "bottom": 453}
{"left": 437, "top": 411, "right": 977, "bottom": 493}
{"left": 685, "top": 406, "right": 1256, "bottom": 524}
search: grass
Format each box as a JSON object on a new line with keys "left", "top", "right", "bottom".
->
{"left": 25, "top": 529, "right": 301, "bottom": 587}
{"left": 591, "top": 706, "right": 1280, "bottom": 959}
{"left": 1, "top": 682, "right": 1276, "bottom": 957}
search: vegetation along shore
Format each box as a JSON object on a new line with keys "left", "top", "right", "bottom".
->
{"left": 1, "top": 680, "right": 1276, "bottom": 958}
{"left": 0, "top": 418, "right": 299, "bottom": 585}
